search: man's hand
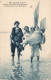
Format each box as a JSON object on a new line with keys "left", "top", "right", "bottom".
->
{"left": 16, "top": 42, "right": 18, "bottom": 45}
{"left": 12, "top": 40, "right": 14, "bottom": 43}
{"left": 20, "top": 43, "right": 23, "bottom": 45}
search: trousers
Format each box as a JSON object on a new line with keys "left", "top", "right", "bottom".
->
{"left": 31, "top": 44, "right": 40, "bottom": 58}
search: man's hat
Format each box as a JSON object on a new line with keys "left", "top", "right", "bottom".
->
{"left": 14, "top": 21, "right": 20, "bottom": 25}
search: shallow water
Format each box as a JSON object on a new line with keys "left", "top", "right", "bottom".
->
{"left": 0, "top": 33, "right": 51, "bottom": 80}
{"left": 11, "top": 60, "right": 51, "bottom": 80}
{"left": 0, "top": 59, "right": 51, "bottom": 80}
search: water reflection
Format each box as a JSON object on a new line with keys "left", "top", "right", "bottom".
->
{"left": 12, "top": 60, "right": 15, "bottom": 66}
{"left": 10, "top": 61, "right": 40, "bottom": 80}
{"left": 29, "top": 62, "right": 40, "bottom": 80}
{"left": 10, "top": 61, "right": 25, "bottom": 80}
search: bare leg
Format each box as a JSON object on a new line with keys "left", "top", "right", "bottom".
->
{"left": 11, "top": 52, "right": 15, "bottom": 61}
{"left": 31, "top": 56, "right": 33, "bottom": 63}
{"left": 11, "top": 53, "right": 15, "bottom": 65}
{"left": 12, "top": 56, "right": 14, "bottom": 61}
{"left": 37, "top": 56, "right": 39, "bottom": 61}
{"left": 18, "top": 52, "right": 20, "bottom": 63}
{"left": 36, "top": 45, "right": 40, "bottom": 61}
{"left": 31, "top": 46, "right": 35, "bottom": 63}
{"left": 12, "top": 56, "right": 14, "bottom": 66}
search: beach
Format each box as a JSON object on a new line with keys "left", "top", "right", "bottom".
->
{"left": 0, "top": 33, "right": 51, "bottom": 80}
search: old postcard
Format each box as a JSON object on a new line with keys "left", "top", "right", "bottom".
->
{"left": 0, "top": 0, "right": 51, "bottom": 80}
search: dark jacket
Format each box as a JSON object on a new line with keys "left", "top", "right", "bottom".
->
{"left": 10, "top": 27, "right": 23, "bottom": 43}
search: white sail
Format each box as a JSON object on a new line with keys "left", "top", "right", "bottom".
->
{"left": 40, "top": 18, "right": 46, "bottom": 32}
{"left": 23, "top": 30, "right": 42, "bottom": 46}
{"left": 34, "top": 2, "right": 39, "bottom": 27}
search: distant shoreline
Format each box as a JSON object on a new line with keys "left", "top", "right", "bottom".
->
{"left": 0, "top": 32, "right": 11, "bottom": 33}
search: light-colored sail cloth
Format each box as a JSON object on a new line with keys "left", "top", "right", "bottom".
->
{"left": 23, "top": 30, "right": 41, "bottom": 57}
{"left": 23, "top": 29, "right": 45, "bottom": 57}
{"left": 23, "top": 30, "right": 42, "bottom": 46}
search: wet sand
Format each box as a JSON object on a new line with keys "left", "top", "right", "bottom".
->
{"left": 0, "top": 33, "right": 51, "bottom": 80}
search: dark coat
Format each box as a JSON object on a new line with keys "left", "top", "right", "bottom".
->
{"left": 10, "top": 27, "right": 23, "bottom": 43}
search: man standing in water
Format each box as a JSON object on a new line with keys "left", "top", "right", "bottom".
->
{"left": 10, "top": 21, "right": 23, "bottom": 63}
{"left": 23, "top": 26, "right": 42, "bottom": 63}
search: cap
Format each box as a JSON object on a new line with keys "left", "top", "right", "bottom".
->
{"left": 14, "top": 21, "right": 20, "bottom": 25}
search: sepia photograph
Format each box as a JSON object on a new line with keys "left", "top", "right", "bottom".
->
{"left": 0, "top": 0, "right": 51, "bottom": 80}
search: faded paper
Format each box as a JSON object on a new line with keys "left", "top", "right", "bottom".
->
{"left": 0, "top": 0, "right": 51, "bottom": 80}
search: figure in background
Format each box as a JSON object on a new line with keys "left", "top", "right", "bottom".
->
{"left": 22, "top": 26, "right": 30, "bottom": 47}
{"left": 30, "top": 27, "right": 35, "bottom": 35}
{"left": 10, "top": 21, "right": 23, "bottom": 63}
{"left": 23, "top": 26, "right": 30, "bottom": 38}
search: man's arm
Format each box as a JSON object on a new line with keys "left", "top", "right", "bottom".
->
{"left": 10, "top": 28, "right": 15, "bottom": 39}
{"left": 10, "top": 28, "right": 15, "bottom": 43}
